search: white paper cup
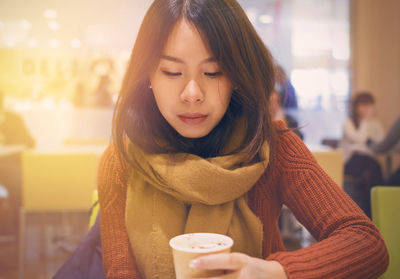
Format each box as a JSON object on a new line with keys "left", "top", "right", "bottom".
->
{"left": 169, "top": 233, "right": 234, "bottom": 279}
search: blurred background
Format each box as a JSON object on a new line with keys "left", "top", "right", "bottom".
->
{"left": 0, "top": 0, "right": 399, "bottom": 278}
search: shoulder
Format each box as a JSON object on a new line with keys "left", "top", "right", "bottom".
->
{"left": 273, "top": 120, "right": 314, "bottom": 165}
{"left": 342, "top": 118, "right": 357, "bottom": 134}
{"left": 343, "top": 118, "right": 354, "bottom": 127}
{"left": 260, "top": 121, "right": 321, "bottom": 201}
{"left": 98, "top": 143, "right": 131, "bottom": 189}
{"left": 100, "top": 143, "right": 129, "bottom": 167}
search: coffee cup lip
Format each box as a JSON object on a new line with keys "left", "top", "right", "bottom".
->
{"left": 169, "top": 233, "right": 234, "bottom": 253}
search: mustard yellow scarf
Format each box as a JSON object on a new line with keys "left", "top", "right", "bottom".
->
{"left": 125, "top": 122, "right": 269, "bottom": 279}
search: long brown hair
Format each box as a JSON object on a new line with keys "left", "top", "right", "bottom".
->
{"left": 113, "top": 0, "right": 277, "bottom": 164}
{"left": 350, "top": 92, "right": 375, "bottom": 129}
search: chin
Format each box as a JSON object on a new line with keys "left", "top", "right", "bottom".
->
{"left": 176, "top": 128, "right": 210, "bottom": 139}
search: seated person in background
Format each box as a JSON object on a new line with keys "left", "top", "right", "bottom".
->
{"left": 269, "top": 90, "right": 303, "bottom": 140}
{"left": 340, "top": 92, "right": 384, "bottom": 217}
{"left": 275, "top": 64, "right": 298, "bottom": 109}
{"left": 369, "top": 115, "right": 400, "bottom": 185}
{"left": 0, "top": 91, "right": 35, "bottom": 148}
{"left": 92, "top": 75, "right": 114, "bottom": 109}
{"left": 370, "top": 115, "right": 400, "bottom": 153}
{"left": 73, "top": 82, "right": 88, "bottom": 108}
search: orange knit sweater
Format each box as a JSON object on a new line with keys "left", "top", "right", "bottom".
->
{"left": 98, "top": 121, "right": 389, "bottom": 279}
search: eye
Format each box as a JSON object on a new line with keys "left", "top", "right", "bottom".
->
{"left": 204, "top": 72, "right": 223, "bottom": 78}
{"left": 161, "top": 70, "right": 182, "bottom": 77}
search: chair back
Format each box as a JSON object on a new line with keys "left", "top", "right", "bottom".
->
{"left": 371, "top": 186, "right": 400, "bottom": 278}
{"left": 22, "top": 152, "right": 100, "bottom": 210}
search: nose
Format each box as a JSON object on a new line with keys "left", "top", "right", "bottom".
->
{"left": 180, "top": 79, "right": 204, "bottom": 104}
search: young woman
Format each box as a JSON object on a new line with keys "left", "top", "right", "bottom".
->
{"left": 341, "top": 92, "right": 384, "bottom": 163}
{"left": 341, "top": 92, "right": 385, "bottom": 218}
{"left": 98, "top": 1, "right": 388, "bottom": 278}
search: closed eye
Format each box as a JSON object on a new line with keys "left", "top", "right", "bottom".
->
{"left": 204, "top": 72, "right": 223, "bottom": 77}
{"left": 161, "top": 70, "right": 182, "bottom": 77}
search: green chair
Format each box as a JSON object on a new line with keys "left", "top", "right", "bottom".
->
{"left": 371, "top": 186, "right": 400, "bottom": 279}
{"left": 88, "top": 189, "right": 100, "bottom": 229}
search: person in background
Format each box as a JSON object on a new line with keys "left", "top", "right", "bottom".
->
{"left": 92, "top": 75, "right": 114, "bottom": 108}
{"left": 369, "top": 115, "right": 400, "bottom": 185}
{"left": 0, "top": 91, "right": 34, "bottom": 236}
{"left": 269, "top": 90, "right": 303, "bottom": 140}
{"left": 274, "top": 64, "right": 298, "bottom": 109}
{"left": 73, "top": 82, "right": 88, "bottom": 108}
{"left": 341, "top": 92, "right": 384, "bottom": 218}
{"left": 50, "top": 1, "right": 390, "bottom": 278}
{"left": 0, "top": 91, "right": 35, "bottom": 148}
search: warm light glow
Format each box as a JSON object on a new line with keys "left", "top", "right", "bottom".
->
{"left": 4, "top": 38, "right": 16, "bottom": 47}
{"left": 70, "top": 38, "right": 81, "bottom": 48}
{"left": 259, "top": 14, "right": 273, "bottom": 24}
{"left": 332, "top": 47, "right": 350, "bottom": 60}
{"left": 28, "top": 39, "right": 38, "bottom": 48}
{"left": 20, "top": 19, "right": 32, "bottom": 30}
{"left": 42, "top": 97, "right": 56, "bottom": 109}
{"left": 0, "top": 22, "right": 5, "bottom": 29}
{"left": 48, "top": 21, "right": 60, "bottom": 31}
{"left": 43, "top": 9, "right": 57, "bottom": 19}
{"left": 49, "top": 39, "right": 60, "bottom": 48}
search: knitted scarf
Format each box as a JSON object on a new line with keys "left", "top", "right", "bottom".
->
{"left": 125, "top": 121, "right": 270, "bottom": 279}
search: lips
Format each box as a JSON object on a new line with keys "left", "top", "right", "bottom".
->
{"left": 178, "top": 113, "right": 208, "bottom": 125}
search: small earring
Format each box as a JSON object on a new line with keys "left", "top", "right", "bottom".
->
{"left": 149, "top": 84, "right": 152, "bottom": 89}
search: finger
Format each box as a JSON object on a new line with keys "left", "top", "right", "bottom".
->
{"left": 190, "top": 252, "right": 249, "bottom": 271}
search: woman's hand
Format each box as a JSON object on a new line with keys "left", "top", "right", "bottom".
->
{"left": 189, "top": 252, "right": 287, "bottom": 279}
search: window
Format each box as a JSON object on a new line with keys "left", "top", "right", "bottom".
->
{"left": 238, "top": 0, "right": 350, "bottom": 143}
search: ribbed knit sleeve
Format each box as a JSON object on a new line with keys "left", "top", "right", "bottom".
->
{"left": 97, "top": 144, "right": 141, "bottom": 279}
{"left": 267, "top": 121, "right": 389, "bottom": 278}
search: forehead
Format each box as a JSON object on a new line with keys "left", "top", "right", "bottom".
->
{"left": 161, "top": 19, "right": 214, "bottom": 61}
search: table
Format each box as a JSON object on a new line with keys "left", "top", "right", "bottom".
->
{"left": 0, "top": 144, "right": 26, "bottom": 157}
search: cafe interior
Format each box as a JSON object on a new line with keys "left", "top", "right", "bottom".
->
{"left": 0, "top": 0, "right": 399, "bottom": 278}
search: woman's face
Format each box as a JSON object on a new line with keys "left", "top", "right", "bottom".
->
{"left": 357, "top": 103, "right": 375, "bottom": 120}
{"left": 149, "top": 19, "right": 233, "bottom": 139}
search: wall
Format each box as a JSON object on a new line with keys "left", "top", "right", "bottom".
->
{"left": 351, "top": 0, "right": 400, "bottom": 174}
{"left": 351, "top": 0, "right": 400, "bottom": 128}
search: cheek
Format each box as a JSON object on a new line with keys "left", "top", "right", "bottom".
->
{"left": 222, "top": 91, "right": 232, "bottom": 107}
{"left": 152, "top": 88, "right": 171, "bottom": 115}
{"left": 215, "top": 90, "right": 231, "bottom": 112}
{"left": 356, "top": 106, "right": 365, "bottom": 116}
{"left": 217, "top": 80, "right": 233, "bottom": 106}
{"left": 150, "top": 75, "right": 173, "bottom": 113}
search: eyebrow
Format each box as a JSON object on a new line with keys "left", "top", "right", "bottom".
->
{"left": 160, "top": 55, "right": 217, "bottom": 64}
